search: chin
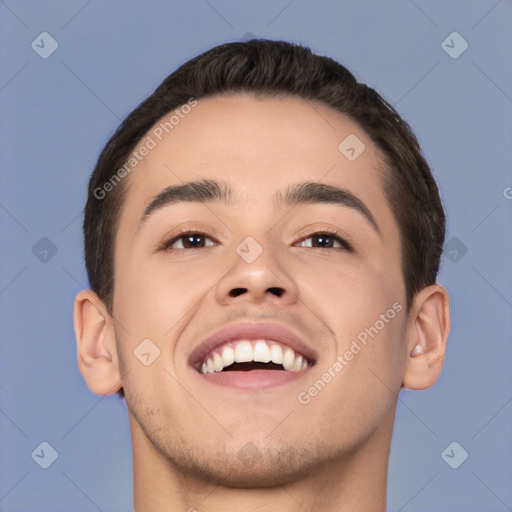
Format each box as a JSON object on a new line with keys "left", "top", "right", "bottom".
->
{"left": 160, "top": 439, "right": 322, "bottom": 488}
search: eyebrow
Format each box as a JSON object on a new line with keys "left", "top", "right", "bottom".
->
{"left": 138, "top": 178, "right": 380, "bottom": 234}
{"left": 274, "top": 181, "right": 380, "bottom": 234}
{"left": 139, "top": 179, "right": 236, "bottom": 228}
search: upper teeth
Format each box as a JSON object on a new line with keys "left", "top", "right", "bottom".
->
{"left": 200, "top": 339, "right": 308, "bottom": 374}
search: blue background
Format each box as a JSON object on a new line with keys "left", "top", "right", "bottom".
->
{"left": 1, "top": 1, "right": 511, "bottom": 511}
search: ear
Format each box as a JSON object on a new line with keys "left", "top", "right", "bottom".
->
{"left": 73, "top": 290, "right": 122, "bottom": 395}
{"left": 402, "top": 284, "right": 450, "bottom": 390}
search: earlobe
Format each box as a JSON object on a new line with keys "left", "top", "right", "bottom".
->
{"left": 73, "top": 290, "right": 122, "bottom": 395}
{"left": 402, "top": 284, "right": 450, "bottom": 390}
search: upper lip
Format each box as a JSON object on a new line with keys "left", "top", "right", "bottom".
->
{"left": 189, "top": 321, "right": 318, "bottom": 370}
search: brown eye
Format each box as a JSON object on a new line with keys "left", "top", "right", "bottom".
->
{"left": 297, "top": 232, "right": 352, "bottom": 251}
{"left": 163, "top": 232, "right": 217, "bottom": 250}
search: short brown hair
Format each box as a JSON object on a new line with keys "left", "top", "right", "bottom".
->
{"left": 84, "top": 39, "right": 445, "bottom": 315}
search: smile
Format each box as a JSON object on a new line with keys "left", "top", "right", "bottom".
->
{"left": 189, "top": 321, "right": 317, "bottom": 390}
{"left": 199, "top": 339, "right": 310, "bottom": 374}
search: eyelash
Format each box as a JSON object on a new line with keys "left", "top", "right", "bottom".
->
{"left": 297, "top": 229, "right": 353, "bottom": 251}
{"left": 158, "top": 229, "right": 218, "bottom": 252}
{"left": 159, "top": 228, "right": 353, "bottom": 252}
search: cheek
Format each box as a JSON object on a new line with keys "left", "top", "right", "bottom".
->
{"left": 300, "top": 255, "right": 402, "bottom": 326}
{"left": 300, "top": 259, "right": 407, "bottom": 381}
{"left": 301, "top": 267, "right": 407, "bottom": 434}
{"left": 113, "top": 255, "right": 218, "bottom": 340}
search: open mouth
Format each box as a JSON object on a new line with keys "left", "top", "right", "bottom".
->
{"left": 199, "top": 339, "right": 312, "bottom": 374}
{"left": 189, "top": 322, "right": 318, "bottom": 389}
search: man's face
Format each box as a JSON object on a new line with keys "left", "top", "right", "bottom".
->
{"left": 112, "top": 94, "right": 408, "bottom": 486}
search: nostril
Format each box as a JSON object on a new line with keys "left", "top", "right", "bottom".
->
{"left": 229, "top": 288, "right": 247, "bottom": 298}
{"left": 227, "top": 287, "right": 284, "bottom": 298}
{"left": 268, "top": 287, "right": 284, "bottom": 297}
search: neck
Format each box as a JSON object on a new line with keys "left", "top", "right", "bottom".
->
{"left": 130, "top": 408, "right": 394, "bottom": 512}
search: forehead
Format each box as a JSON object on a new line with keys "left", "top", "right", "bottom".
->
{"left": 116, "top": 94, "right": 396, "bottom": 242}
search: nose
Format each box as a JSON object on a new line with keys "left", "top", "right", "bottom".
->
{"left": 214, "top": 238, "right": 299, "bottom": 307}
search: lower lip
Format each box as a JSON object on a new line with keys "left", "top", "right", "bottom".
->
{"left": 197, "top": 369, "right": 309, "bottom": 390}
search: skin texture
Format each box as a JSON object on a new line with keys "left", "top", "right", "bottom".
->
{"left": 74, "top": 94, "right": 450, "bottom": 512}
